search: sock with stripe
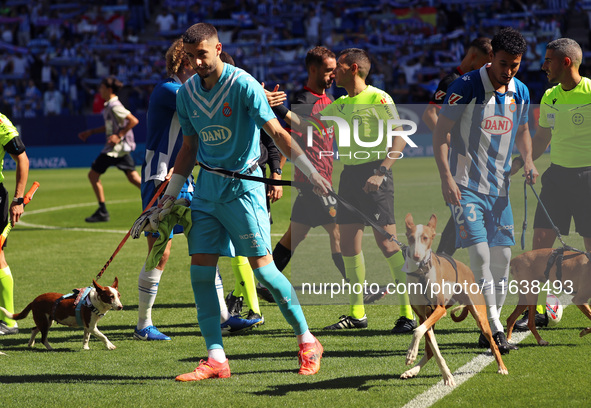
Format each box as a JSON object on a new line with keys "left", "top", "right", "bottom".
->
{"left": 137, "top": 265, "right": 163, "bottom": 330}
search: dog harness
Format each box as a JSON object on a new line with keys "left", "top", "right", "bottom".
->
{"left": 51, "top": 287, "right": 105, "bottom": 327}
{"left": 405, "top": 250, "right": 459, "bottom": 305}
{"left": 543, "top": 248, "right": 591, "bottom": 285}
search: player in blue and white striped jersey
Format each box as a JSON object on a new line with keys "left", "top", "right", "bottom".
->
{"left": 434, "top": 27, "right": 539, "bottom": 355}
{"left": 134, "top": 39, "right": 196, "bottom": 342}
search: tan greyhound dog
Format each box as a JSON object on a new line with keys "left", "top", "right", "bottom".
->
{"left": 507, "top": 248, "right": 591, "bottom": 345}
{"left": 401, "top": 214, "right": 508, "bottom": 386}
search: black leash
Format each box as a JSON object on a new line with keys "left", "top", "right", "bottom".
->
{"left": 198, "top": 162, "right": 406, "bottom": 248}
{"left": 521, "top": 179, "right": 527, "bottom": 250}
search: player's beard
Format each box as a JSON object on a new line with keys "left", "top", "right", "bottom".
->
{"left": 197, "top": 63, "right": 217, "bottom": 79}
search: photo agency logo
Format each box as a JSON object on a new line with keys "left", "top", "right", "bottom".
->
{"left": 294, "top": 104, "right": 419, "bottom": 161}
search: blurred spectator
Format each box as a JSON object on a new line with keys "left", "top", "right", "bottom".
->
{"left": 23, "top": 101, "right": 36, "bottom": 118}
{"left": 44, "top": 81, "right": 63, "bottom": 116}
{"left": 12, "top": 95, "right": 25, "bottom": 119}
{"left": 1, "top": 24, "right": 14, "bottom": 44}
{"left": 24, "top": 79, "right": 42, "bottom": 103}
{"left": 128, "top": 0, "right": 146, "bottom": 32}
{"left": 10, "top": 53, "right": 29, "bottom": 77}
{"left": 304, "top": 9, "right": 321, "bottom": 45}
{"left": 155, "top": 8, "right": 175, "bottom": 33}
{"left": 17, "top": 5, "right": 31, "bottom": 47}
{"left": 3, "top": 80, "right": 17, "bottom": 106}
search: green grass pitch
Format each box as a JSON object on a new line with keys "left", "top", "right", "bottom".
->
{"left": 0, "top": 154, "right": 589, "bottom": 408}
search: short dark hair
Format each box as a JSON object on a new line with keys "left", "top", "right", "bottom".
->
{"left": 469, "top": 37, "right": 492, "bottom": 55}
{"left": 305, "top": 46, "right": 336, "bottom": 70}
{"left": 101, "top": 76, "right": 123, "bottom": 94}
{"left": 491, "top": 27, "right": 527, "bottom": 56}
{"left": 547, "top": 38, "right": 582, "bottom": 68}
{"left": 220, "top": 51, "right": 235, "bottom": 66}
{"left": 182, "top": 23, "right": 218, "bottom": 45}
{"left": 338, "top": 48, "right": 371, "bottom": 79}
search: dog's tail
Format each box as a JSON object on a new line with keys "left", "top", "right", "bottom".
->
{"left": 0, "top": 302, "right": 33, "bottom": 321}
{"left": 450, "top": 305, "right": 469, "bottom": 322}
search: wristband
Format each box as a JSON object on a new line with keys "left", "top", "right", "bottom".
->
{"left": 12, "top": 197, "right": 24, "bottom": 205}
{"left": 513, "top": 156, "right": 525, "bottom": 169}
{"left": 164, "top": 173, "right": 186, "bottom": 198}
{"left": 272, "top": 104, "right": 289, "bottom": 120}
{"left": 294, "top": 154, "right": 317, "bottom": 179}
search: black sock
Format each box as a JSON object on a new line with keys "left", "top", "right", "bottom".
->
{"left": 332, "top": 252, "right": 347, "bottom": 280}
{"left": 99, "top": 202, "right": 107, "bottom": 213}
{"left": 272, "top": 242, "right": 292, "bottom": 272}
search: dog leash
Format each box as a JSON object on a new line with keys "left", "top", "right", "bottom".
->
{"left": 198, "top": 162, "right": 407, "bottom": 248}
{"left": 96, "top": 178, "right": 170, "bottom": 280}
{"left": 521, "top": 179, "right": 527, "bottom": 250}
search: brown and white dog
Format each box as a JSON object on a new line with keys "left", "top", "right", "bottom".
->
{"left": 400, "top": 214, "right": 508, "bottom": 386}
{"left": 507, "top": 248, "right": 591, "bottom": 345}
{"left": 0, "top": 278, "right": 122, "bottom": 351}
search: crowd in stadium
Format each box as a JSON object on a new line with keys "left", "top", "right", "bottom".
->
{"left": 0, "top": 0, "right": 587, "bottom": 118}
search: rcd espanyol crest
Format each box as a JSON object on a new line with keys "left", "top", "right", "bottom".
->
{"left": 222, "top": 102, "right": 232, "bottom": 117}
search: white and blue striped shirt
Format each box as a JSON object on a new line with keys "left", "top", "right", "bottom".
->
{"left": 440, "top": 64, "right": 530, "bottom": 197}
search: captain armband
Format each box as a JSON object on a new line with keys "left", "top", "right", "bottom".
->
{"left": 4, "top": 136, "right": 26, "bottom": 155}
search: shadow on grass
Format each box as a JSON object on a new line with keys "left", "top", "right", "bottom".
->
{"left": 0, "top": 374, "right": 171, "bottom": 384}
{"left": 247, "top": 373, "right": 442, "bottom": 396}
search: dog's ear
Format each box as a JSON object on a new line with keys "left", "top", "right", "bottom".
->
{"left": 405, "top": 213, "right": 414, "bottom": 230}
{"left": 427, "top": 214, "right": 437, "bottom": 231}
{"left": 93, "top": 279, "right": 104, "bottom": 291}
{"left": 112, "top": 277, "right": 118, "bottom": 289}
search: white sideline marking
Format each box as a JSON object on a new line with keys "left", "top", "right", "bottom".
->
{"left": 401, "top": 330, "right": 530, "bottom": 408}
{"left": 19, "top": 200, "right": 135, "bottom": 234}
{"left": 403, "top": 295, "right": 571, "bottom": 408}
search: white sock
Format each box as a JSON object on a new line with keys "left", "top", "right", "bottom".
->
{"left": 297, "top": 330, "right": 315, "bottom": 345}
{"left": 216, "top": 267, "right": 230, "bottom": 323}
{"left": 137, "top": 265, "right": 163, "bottom": 330}
{"left": 468, "top": 243, "right": 503, "bottom": 334}
{"left": 490, "top": 246, "right": 511, "bottom": 321}
{"left": 208, "top": 347, "right": 227, "bottom": 363}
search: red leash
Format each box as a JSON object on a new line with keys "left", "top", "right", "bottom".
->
{"left": 96, "top": 179, "right": 170, "bottom": 280}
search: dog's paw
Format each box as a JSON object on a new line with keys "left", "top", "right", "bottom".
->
{"left": 537, "top": 339, "right": 549, "bottom": 346}
{"left": 580, "top": 327, "right": 591, "bottom": 337}
{"left": 400, "top": 366, "right": 420, "bottom": 379}
{"left": 405, "top": 349, "right": 418, "bottom": 366}
{"left": 443, "top": 374, "right": 456, "bottom": 387}
{"left": 83, "top": 345, "right": 90, "bottom": 350}
{"left": 106, "top": 342, "right": 116, "bottom": 350}
{"left": 498, "top": 367, "right": 509, "bottom": 375}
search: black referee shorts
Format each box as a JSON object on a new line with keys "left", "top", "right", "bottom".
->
{"left": 533, "top": 164, "right": 591, "bottom": 238}
{"left": 336, "top": 161, "right": 395, "bottom": 226}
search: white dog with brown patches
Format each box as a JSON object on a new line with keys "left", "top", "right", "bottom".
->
{"left": 400, "top": 214, "right": 507, "bottom": 386}
{"left": 0, "top": 278, "right": 122, "bottom": 351}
